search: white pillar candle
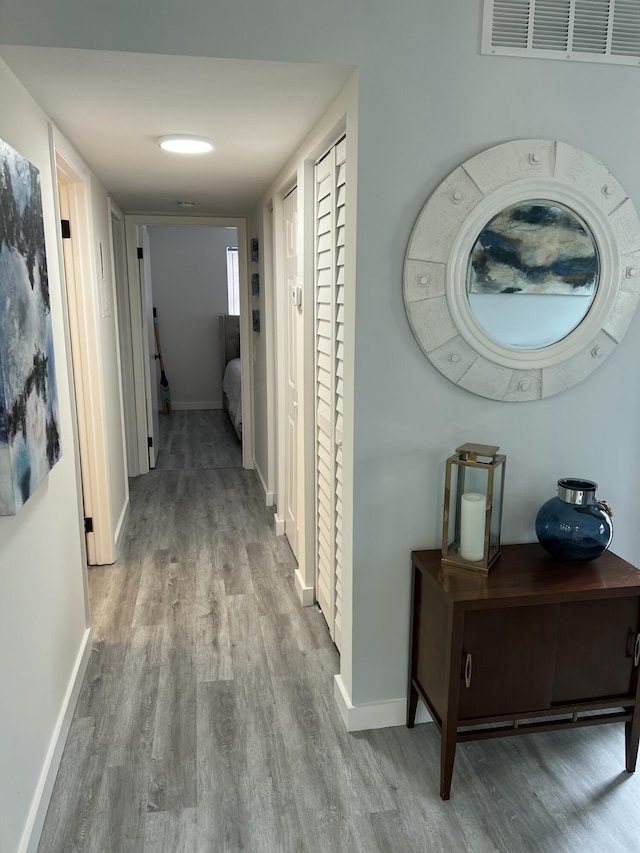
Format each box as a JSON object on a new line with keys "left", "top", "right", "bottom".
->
{"left": 460, "top": 492, "right": 487, "bottom": 561}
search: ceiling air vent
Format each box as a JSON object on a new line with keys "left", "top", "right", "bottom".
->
{"left": 482, "top": 0, "right": 640, "bottom": 66}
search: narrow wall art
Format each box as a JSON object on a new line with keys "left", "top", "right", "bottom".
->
{"left": 0, "top": 137, "right": 61, "bottom": 515}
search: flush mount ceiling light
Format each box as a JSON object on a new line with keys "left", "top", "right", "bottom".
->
{"left": 158, "top": 135, "right": 214, "bottom": 154}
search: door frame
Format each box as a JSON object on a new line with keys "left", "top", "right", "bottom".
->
{"left": 140, "top": 225, "right": 160, "bottom": 469}
{"left": 271, "top": 168, "right": 316, "bottom": 606}
{"left": 54, "top": 140, "right": 115, "bottom": 565}
{"left": 269, "top": 116, "right": 354, "bottom": 622}
{"left": 254, "top": 75, "right": 358, "bottom": 714}
{"left": 282, "top": 186, "right": 301, "bottom": 559}
{"left": 108, "top": 199, "right": 138, "bottom": 476}
{"left": 261, "top": 203, "right": 277, "bottom": 507}
{"left": 272, "top": 191, "right": 288, "bottom": 537}
{"left": 124, "top": 214, "right": 253, "bottom": 474}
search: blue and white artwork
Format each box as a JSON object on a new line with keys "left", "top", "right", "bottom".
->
{"left": 468, "top": 201, "right": 599, "bottom": 296}
{"left": 0, "top": 137, "right": 61, "bottom": 515}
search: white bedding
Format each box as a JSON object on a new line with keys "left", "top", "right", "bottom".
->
{"left": 222, "top": 357, "right": 242, "bottom": 438}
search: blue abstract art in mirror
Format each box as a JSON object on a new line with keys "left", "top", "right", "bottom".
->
{"left": 468, "top": 200, "right": 599, "bottom": 296}
{"left": 0, "top": 137, "right": 61, "bottom": 515}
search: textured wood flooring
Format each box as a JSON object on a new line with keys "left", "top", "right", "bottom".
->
{"left": 155, "top": 409, "right": 242, "bottom": 470}
{"left": 38, "top": 465, "right": 640, "bottom": 852}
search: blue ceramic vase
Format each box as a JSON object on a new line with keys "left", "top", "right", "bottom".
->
{"left": 535, "top": 478, "right": 613, "bottom": 561}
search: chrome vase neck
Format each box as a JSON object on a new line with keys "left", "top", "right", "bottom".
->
{"left": 557, "top": 478, "right": 598, "bottom": 506}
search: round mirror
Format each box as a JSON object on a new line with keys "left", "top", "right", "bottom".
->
{"left": 466, "top": 200, "right": 599, "bottom": 350}
{"left": 403, "top": 139, "right": 640, "bottom": 401}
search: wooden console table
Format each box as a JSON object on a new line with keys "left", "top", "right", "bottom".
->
{"left": 407, "top": 544, "right": 640, "bottom": 799}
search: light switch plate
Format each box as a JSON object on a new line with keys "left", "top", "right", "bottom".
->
{"left": 291, "top": 285, "right": 302, "bottom": 308}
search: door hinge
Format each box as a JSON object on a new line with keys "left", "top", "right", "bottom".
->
{"left": 137, "top": 247, "right": 144, "bottom": 259}
{"left": 84, "top": 517, "right": 94, "bottom": 534}
{"left": 61, "top": 219, "right": 71, "bottom": 239}
{"left": 148, "top": 436, "right": 153, "bottom": 448}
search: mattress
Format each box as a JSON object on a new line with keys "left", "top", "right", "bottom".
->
{"left": 222, "top": 357, "right": 242, "bottom": 439}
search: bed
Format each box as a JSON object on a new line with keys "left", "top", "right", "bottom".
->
{"left": 220, "top": 314, "right": 242, "bottom": 440}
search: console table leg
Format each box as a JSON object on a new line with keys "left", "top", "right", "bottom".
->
{"left": 440, "top": 726, "right": 457, "bottom": 800}
{"left": 407, "top": 683, "right": 419, "bottom": 728}
{"left": 625, "top": 710, "right": 639, "bottom": 772}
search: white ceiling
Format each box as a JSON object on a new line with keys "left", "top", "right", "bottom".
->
{"left": 0, "top": 46, "right": 354, "bottom": 214}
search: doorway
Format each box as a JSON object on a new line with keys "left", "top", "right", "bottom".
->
{"left": 121, "top": 215, "right": 252, "bottom": 475}
{"left": 147, "top": 224, "right": 243, "bottom": 471}
{"left": 269, "top": 124, "right": 352, "bottom": 647}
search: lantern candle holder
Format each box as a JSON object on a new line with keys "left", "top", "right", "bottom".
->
{"left": 442, "top": 443, "right": 506, "bottom": 573}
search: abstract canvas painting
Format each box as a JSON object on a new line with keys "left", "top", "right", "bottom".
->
{"left": 0, "top": 137, "right": 61, "bottom": 515}
{"left": 468, "top": 201, "right": 599, "bottom": 296}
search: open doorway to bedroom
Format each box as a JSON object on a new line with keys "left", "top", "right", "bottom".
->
{"left": 122, "top": 215, "right": 252, "bottom": 476}
{"left": 145, "top": 225, "right": 243, "bottom": 471}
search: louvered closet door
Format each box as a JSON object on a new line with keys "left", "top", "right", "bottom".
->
{"left": 315, "top": 137, "right": 346, "bottom": 651}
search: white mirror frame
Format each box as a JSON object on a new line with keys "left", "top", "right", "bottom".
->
{"left": 404, "top": 140, "right": 640, "bottom": 401}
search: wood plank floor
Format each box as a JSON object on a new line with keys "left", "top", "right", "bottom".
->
{"left": 38, "top": 467, "right": 640, "bottom": 852}
{"left": 155, "top": 409, "right": 242, "bottom": 470}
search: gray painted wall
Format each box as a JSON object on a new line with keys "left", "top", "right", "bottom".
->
{"left": 2, "top": 0, "right": 640, "bottom": 713}
{"left": 0, "top": 56, "right": 130, "bottom": 852}
{"left": 0, "top": 60, "right": 89, "bottom": 853}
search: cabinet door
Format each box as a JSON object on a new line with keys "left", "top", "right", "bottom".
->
{"left": 459, "top": 605, "right": 559, "bottom": 720}
{"left": 553, "top": 597, "right": 640, "bottom": 703}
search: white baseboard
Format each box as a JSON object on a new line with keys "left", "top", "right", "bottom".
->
{"left": 294, "top": 568, "right": 315, "bottom": 607}
{"left": 333, "top": 674, "right": 433, "bottom": 732}
{"left": 254, "top": 460, "right": 274, "bottom": 507}
{"left": 114, "top": 496, "right": 130, "bottom": 561}
{"left": 20, "top": 628, "right": 93, "bottom": 853}
{"left": 169, "top": 401, "right": 221, "bottom": 411}
{"left": 274, "top": 513, "right": 285, "bottom": 536}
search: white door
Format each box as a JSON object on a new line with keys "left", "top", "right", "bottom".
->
{"left": 314, "top": 137, "right": 347, "bottom": 649}
{"left": 56, "top": 154, "right": 115, "bottom": 566}
{"left": 139, "top": 226, "right": 160, "bottom": 468}
{"left": 57, "top": 180, "right": 95, "bottom": 564}
{"left": 284, "top": 187, "right": 301, "bottom": 559}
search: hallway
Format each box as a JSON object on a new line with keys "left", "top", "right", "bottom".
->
{"left": 36, "top": 460, "right": 640, "bottom": 852}
{"left": 155, "top": 410, "right": 243, "bottom": 471}
{"left": 37, "top": 465, "right": 342, "bottom": 851}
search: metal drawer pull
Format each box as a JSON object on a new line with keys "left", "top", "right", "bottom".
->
{"left": 464, "top": 653, "right": 473, "bottom": 688}
{"left": 634, "top": 634, "right": 640, "bottom": 667}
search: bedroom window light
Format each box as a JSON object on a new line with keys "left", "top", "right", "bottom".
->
{"left": 226, "top": 246, "right": 240, "bottom": 315}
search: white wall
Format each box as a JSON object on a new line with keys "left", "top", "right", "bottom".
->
{"left": 0, "top": 59, "right": 89, "bottom": 853}
{"left": 147, "top": 226, "right": 237, "bottom": 409}
{"left": 3, "top": 0, "right": 640, "bottom": 719}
